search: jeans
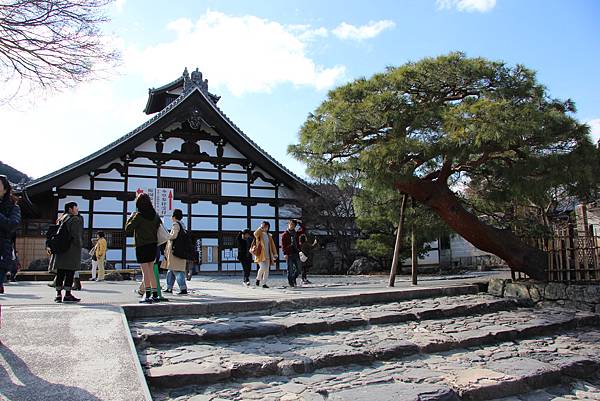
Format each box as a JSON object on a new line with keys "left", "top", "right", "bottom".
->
{"left": 0, "top": 268, "right": 6, "bottom": 287}
{"left": 287, "top": 253, "right": 300, "bottom": 285}
{"left": 166, "top": 270, "right": 187, "bottom": 291}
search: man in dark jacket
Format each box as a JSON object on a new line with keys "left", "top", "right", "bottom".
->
{"left": 48, "top": 202, "right": 83, "bottom": 303}
{"left": 237, "top": 229, "right": 253, "bottom": 286}
{"left": 281, "top": 219, "right": 304, "bottom": 287}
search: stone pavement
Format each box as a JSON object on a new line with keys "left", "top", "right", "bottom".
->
{"left": 120, "top": 274, "right": 600, "bottom": 401}
{"left": 0, "top": 271, "right": 507, "bottom": 401}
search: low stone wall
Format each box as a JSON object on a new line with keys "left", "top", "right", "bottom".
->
{"left": 489, "top": 278, "right": 600, "bottom": 313}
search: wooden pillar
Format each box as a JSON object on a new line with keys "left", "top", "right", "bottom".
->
{"left": 274, "top": 184, "right": 280, "bottom": 271}
{"left": 121, "top": 159, "right": 129, "bottom": 269}
{"left": 88, "top": 174, "right": 95, "bottom": 249}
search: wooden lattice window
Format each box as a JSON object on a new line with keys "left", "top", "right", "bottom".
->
{"left": 192, "top": 180, "right": 218, "bottom": 196}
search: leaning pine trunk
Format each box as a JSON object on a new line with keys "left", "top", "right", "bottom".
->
{"left": 395, "top": 179, "right": 547, "bottom": 281}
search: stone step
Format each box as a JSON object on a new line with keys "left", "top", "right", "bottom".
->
{"left": 142, "top": 307, "right": 600, "bottom": 388}
{"left": 123, "top": 284, "right": 481, "bottom": 319}
{"left": 149, "top": 327, "right": 600, "bottom": 401}
{"left": 131, "top": 294, "right": 523, "bottom": 346}
{"left": 491, "top": 374, "right": 600, "bottom": 401}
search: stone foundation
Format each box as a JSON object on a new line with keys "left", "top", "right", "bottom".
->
{"left": 489, "top": 278, "right": 600, "bottom": 313}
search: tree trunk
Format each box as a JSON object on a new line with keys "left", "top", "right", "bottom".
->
{"left": 411, "top": 223, "right": 418, "bottom": 285}
{"left": 388, "top": 194, "right": 408, "bottom": 287}
{"left": 395, "top": 179, "right": 547, "bottom": 281}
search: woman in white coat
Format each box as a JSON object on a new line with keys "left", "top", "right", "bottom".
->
{"left": 162, "top": 209, "right": 188, "bottom": 295}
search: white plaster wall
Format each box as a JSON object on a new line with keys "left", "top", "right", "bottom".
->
{"left": 222, "top": 143, "right": 245, "bottom": 158}
{"left": 131, "top": 157, "right": 154, "bottom": 166}
{"left": 136, "top": 139, "right": 158, "bottom": 152}
{"left": 222, "top": 182, "right": 247, "bottom": 197}
{"left": 93, "top": 214, "right": 125, "bottom": 229}
{"left": 225, "top": 163, "right": 245, "bottom": 171}
{"left": 161, "top": 168, "right": 188, "bottom": 178}
{"left": 94, "top": 180, "right": 124, "bottom": 191}
{"left": 192, "top": 216, "right": 218, "bottom": 231}
{"left": 95, "top": 160, "right": 124, "bottom": 179}
{"left": 254, "top": 167, "right": 274, "bottom": 180}
{"left": 222, "top": 172, "right": 246, "bottom": 181}
{"left": 222, "top": 217, "right": 248, "bottom": 231}
{"left": 222, "top": 202, "right": 246, "bottom": 216}
{"left": 192, "top": 201, "right": 218, "bottom": 215}
{"left": 129, "top": 166, "right": 157, "bottom": 176}
{"left": 252, "top": 203, "right": 275, "bottom": 216}
{"left": 252, "top": 178, "right": 275, "bottom": 188}
{"left": 195, "top": 162, "right": 215, "bottom": 170}
{"left": 93, "top": 197, "right": 122, "bottom": 213}
{"left": 199, "top": 140, "right": 217, "bottom": 156}
{"left": 60, "top": 176, "right": 90, "bottom": 190}
{"left": 250, "top": 188, "right": 275, "bottom": 198}
{"left": 127, "top": 177, "right": 157, "bottom": 192}
{"left": 163, "top": 137, "right": 185, "bottom": 153}
{"left": 192, "top": 170, "right": 219, "bottom": 179}
{"left": 450, "top": 235, "right": 493, "bottom": 258}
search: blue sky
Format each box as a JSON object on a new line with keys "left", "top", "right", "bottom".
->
{"left": 2, "top": 0, "right": 599, "bottom": 179}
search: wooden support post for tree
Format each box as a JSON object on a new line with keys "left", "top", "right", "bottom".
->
{"left": 411, "top": 223, "right": 418, "bottom": 285}
{"left": 388, "top": 193, "right": 408, "bottom": 287}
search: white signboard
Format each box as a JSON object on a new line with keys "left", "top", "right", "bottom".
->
{"left": 136, "top": 187, "right": 174, "bottom": 216}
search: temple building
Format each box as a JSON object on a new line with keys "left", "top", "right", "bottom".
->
{"left": 18, "top": 68, "right": 315, "bottom": 272}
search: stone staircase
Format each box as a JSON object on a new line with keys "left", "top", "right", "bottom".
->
{"left": 128, "top": 293, "right": 600, "bottom": 401}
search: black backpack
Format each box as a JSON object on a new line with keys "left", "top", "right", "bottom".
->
{"left": 46, "top": 218, "right": 71, "bottom": 254}
{"left": 172, "top": 222, "right": 194, "bottom": 260}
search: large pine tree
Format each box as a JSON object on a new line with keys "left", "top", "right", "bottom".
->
{"left": 290, "top": 53, "right": 599, "bottom": 280}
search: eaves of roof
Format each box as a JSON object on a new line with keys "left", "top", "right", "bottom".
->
{"left": 26, "top": 85, "right": 317, "bottom": 197}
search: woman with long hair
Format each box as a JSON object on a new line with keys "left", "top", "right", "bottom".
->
{"left": 0, "top": 175, "right": 21, "bottom": 294}
{"left": 125, "top": 193, "right": 161, "bottom": 303}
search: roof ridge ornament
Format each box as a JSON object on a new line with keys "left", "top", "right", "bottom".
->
{"left": 183, "top": 67, "right": 210, "bottom": 94}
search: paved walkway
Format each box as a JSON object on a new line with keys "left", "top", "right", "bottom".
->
{"left": 0, "top": 271, "right": 509, "bottom": 401}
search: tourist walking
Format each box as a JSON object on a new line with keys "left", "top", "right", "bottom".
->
{"left": 95, "top": 231, "right": 107, "bottom": 281}
{"left": 237, "top": 228, "right": 253, "bottom": 286}
{"left": 253, "top": 221, "right": 277, "bottom": 288}
{"left": 299, "top": 234, "right": 317, "bottom": 285}
{"left": 281, "top": 219, "right": 304, "bottom": 287}
{"left": 89, "top": 238, "right": 98, "bottom": 280}
{"left": 48, "top": 202, "right": 83, "bottom": 303}
{"left": 0, "top": 175, "right": 21, "bottom": 294}
{"left": 125, "top": 193, "right": 161, "bottom": 303}
{"left": 162, "top": 209, "right": 188, "bottom": 295}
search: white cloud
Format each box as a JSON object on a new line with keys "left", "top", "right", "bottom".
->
{"left": 125, "top": 11, "right": 346, "bottom": 96}
{"left": 588, "top": 118, "right": 600, "bottom": 143}
{"left": 114, "top": 0, "right": 126, "bottom": 12}
{"left": 436, "top": 0, "right": 497, "bottom": 13}
{"left": 332, "top": 20, "right": 396, "bottom": 41}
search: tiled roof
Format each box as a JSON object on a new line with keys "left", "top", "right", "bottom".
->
{"left": 26, "top": 77, "right": 314, "bottom": 193}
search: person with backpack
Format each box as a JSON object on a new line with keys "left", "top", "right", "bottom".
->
{"left": 125, "top": 193, "right": 162, "bottom": 303}
{"left": 0, "top": 175, "right": 21, "bottom": 294}
{"left": 48, "top": 201, "right": 83, "bottom": 303}
{"left": 237, "top": 228, "right": 253, "bottom": 286}
{"left": 162, "top": 209, "right": 188, "bottom": 295}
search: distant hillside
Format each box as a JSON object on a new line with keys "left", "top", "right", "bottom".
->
{"left": 0, "top": 161, "right": 30, "bottom": 184}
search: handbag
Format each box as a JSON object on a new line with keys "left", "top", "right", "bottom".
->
{"left": 157, "top": 223, "right": 170, "bottom": 246}
{"left": 299, "top": 251, "right": 308, "bottom": 263}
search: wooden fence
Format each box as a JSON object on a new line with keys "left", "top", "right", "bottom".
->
{"left": 520, "top": 226, "right": 600, "bottom": 283}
